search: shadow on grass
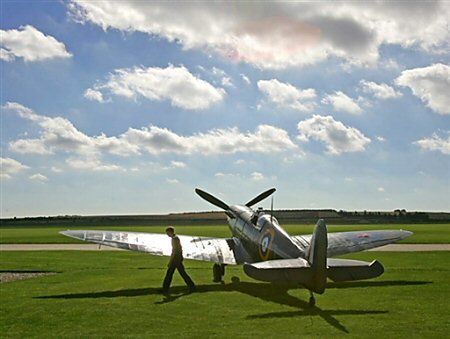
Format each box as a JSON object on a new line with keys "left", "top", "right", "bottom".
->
{"left": 35, "top": 279, "right": 430, "bottom": 333}
{"left": 246, "top": 308, "right": 387, "bottom": 333}
{"left": 36, "top": 279, "right": 431, "bottom": 300}
{"left": 0, "top": 270, "right": 59, "bottom": 273}
{"left": 327, "top": 280, "right": 432, "bottom": 289}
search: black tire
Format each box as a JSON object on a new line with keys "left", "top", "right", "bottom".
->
{"left": 213, "top": 264, "right": 222, "bottom": 282}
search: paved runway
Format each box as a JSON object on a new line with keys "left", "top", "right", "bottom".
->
{"left": 1, "top": 244, "right": 449, "bottom": 251}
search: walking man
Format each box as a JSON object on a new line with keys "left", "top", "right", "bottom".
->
{"left": 162, "top": 226, "right": 196, "bottom": 293}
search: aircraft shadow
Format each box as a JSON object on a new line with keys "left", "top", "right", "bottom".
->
{"left": 35, "top": 279, "right": 429, "bottom": 333}
{"left": 326, "top": 280, "right": 432, "bottom": 289}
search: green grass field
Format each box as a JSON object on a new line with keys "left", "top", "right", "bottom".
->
{"left": 1, "top": 250, "right": 449, "bottom": 338}
{"left": 1, "top": 223, "right": 449, "bottom": 244}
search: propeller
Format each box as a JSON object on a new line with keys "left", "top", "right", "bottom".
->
{"left": 245, "top": 188, "right": 276, "bottom": 207}
{"left": 195, "top": 188, "right": 229, "bottom": 210}
{"left": 270, "top": 195, "right": 274, "bottom": 223}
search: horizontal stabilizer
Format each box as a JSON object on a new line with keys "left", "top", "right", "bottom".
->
{"left": 327, "top": 258, "right": 384, "bottom": 282}
{"left": 244, "top": 258, "right": 313, "bottom": 285}
{"left": 244, "top": 257, "right": 384, "bottom": 284}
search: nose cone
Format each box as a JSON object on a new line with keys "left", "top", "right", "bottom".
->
{"left": 59, "top": 230, "right": 86, "bottom": 241}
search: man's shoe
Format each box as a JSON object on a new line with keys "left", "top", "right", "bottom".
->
{"left": 158, "top": 288, "right": 169, "bottom": 295}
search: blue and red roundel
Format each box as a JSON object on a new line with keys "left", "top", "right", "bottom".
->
{"left": 259, "top": 228, "right": 275, "bottom": 260}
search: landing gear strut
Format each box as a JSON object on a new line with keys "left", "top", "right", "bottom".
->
{"left": 213, "top": 264, "right": 226, "bottom": 283}
{"left": 309, "top": 291, "right": 316, "bottom": 307}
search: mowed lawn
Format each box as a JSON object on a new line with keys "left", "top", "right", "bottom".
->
{"left": 1, "top": 251, "right": 449, "bottom": 338}
{"left": 1, "top": 223, "right": 449, "bottom": 244}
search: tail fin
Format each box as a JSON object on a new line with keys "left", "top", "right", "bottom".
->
{"left": 306, "top": 219, "right": 328, "bottom": 293}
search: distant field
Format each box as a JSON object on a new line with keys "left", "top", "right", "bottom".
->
{"left": 1, "top": 250, "right": 449, "bottom": 338}
{"left": 1, "top": 223, "right": 449, "bottom": 244}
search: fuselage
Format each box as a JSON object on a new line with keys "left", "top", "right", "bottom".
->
{"left": 226, "top": 204, "right": 305, "bottom": 262}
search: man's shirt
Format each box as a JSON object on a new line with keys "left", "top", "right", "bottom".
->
{"left": 169, "top": 235, "right": 183, "bottom": 265}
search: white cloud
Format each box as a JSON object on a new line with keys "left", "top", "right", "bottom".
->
{"left": 240, "top": 74, "right": 251, "bottom": 85}
{"left": 0, "top": 25, "right": 72, "bottom": 62}
{"left": 395, "top": 63, "right": 450, "bottom": 115}
{"left": 29, "top": 173, "right": 48, "bottom": 183}
{"left": 221, "top": 77, "right": 233, "bottom": 88}
{"left": 66, "top": 157, "right": 125, "bottom": 172}
{"left": 1, "top": 157, "right": 29, "bottom": 179}
{"left": 414, "top": 132, "right": 450, "bottom": 155}
{"left": 251, "top": 172, "right": 265, "bottom": 181}
{"left": 297, "top": 115, "right": 371, "bottom": 155}
{"left": 1, "top": 48, "right": 15, "bottom": 62}
{"left": 69, "top": 2, "right": 449, "bottom": 69}
{"left": 84, "top": 88, "right": 105, "bottom": 103}
{"left": 214, "top": 172, "right": 242, "bottom": 180}
{"left": 322, "top": 91, "right": 362, "bottom": 114}
{"left": 9, "top": 139, "right": 53, "bottom": 155}
{"left": 5, "top": 102, "right": 297, "bottom": 159}
{"left": 376, "top": 136, "right": 386, "bottom": 142}
{"left": 282, "top": 152, "right": 306, "bottom": 164}
{"left": 4, "top": 102, "right": 139, "bottom": 157}
{"left": 124, "top": 124, "right": 297, "bottom": 155}
{"left": 166, "top": 178, "right": 179, "bottom": 184}
{"left": 215, "top": 171, "right": 273, "bottom": 182}
{"left": 89, "top": 65, "right": 225, "bottom": 110}
{"left": 169, "top": 161, "right": 186, "bottom": 168}
{"left": 258, "top": 79, "right": 316, "bottom": 112}
{"left": 380, "top": 58, "right": 401, "bottom": 70}
{"left": 360, "top": 80, "right": 402, "bottom": 99}
{"left": 377, "top": 187, "right": 385, "bottom": 192}
{"left": 211, "top": 67, "right": 233, "bottom": 88}
{"left": 51, "top": 166, "right": 63, "bottom": 173}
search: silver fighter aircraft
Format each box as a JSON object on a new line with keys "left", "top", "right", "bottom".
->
{"left": 61, "top": 188, "right": 412, "bottom": 306}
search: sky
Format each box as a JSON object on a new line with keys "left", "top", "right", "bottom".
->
{"left": 1, "top": 1, "right": 449, "bottom": 217}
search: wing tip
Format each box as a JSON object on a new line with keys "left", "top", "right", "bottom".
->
{"left": 59, "top": 230, "right": 85, "bottom": 240}
{"left": 399, "top": 230, "right": 413, "bottom": 239}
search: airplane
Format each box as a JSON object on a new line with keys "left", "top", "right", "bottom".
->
{"left": 60, "top": 188, "right": 412, "bottom": 306}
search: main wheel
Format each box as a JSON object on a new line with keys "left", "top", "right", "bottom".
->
{"left": 213, "top": 264, "right": 223, "bottom": 282}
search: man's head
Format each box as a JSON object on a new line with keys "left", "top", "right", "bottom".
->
{"left": 165, "top": 226, "right": 175, "bottom": 237}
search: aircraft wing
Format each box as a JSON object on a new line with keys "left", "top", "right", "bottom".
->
{"left": 60, "top": 230, "right": 253, "bottom": 265}
{"left": 291, "top": 229, "right": 412, "bottom": 257}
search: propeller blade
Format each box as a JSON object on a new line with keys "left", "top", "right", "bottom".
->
{"left": 270, "top": 196, "right": 274, "bottom": 223}
{"left": 195, "top": 188, "right": 229, "bottom": 210}
{"left": 245, "top": 188, "right": 276, "bottom": 207}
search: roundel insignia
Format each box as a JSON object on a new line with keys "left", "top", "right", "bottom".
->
{"left": 259, "top": 228, "right": 275, "bottom": 261}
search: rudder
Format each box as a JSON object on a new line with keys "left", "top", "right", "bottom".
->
{"left": 306, "top": 219, "right": 328, "bottom": 294}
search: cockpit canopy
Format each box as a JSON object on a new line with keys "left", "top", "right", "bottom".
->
{"left": 229, "top": 205, "right": 278, "bottom": 231}
{"left": 256, "top": 213, "right": 278, "bottom": 230}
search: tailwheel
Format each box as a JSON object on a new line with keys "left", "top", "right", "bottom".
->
{"left": 231, "top": 276, "right": 240, "bottom": 284}
{"left": 309, "top": 291, "right": 316, "bottom": 307}
{"left": 213, "top": 264, "right": 226, "bottom": 283}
